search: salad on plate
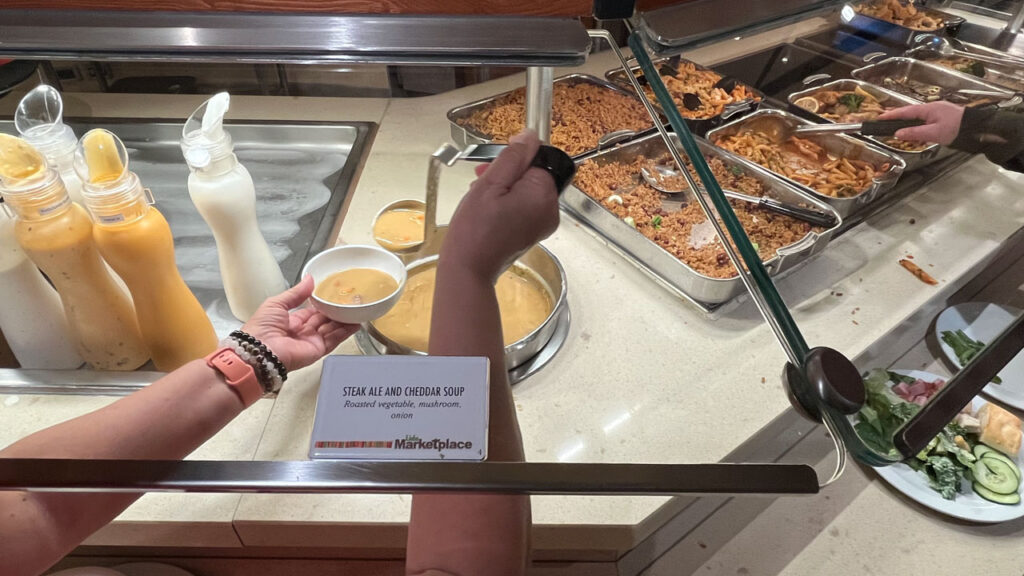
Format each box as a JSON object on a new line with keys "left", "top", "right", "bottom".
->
{"left": 856, "top": 369, "right": 1023, "bottom": 505}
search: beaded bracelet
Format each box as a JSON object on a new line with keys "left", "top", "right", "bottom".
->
{"left": 221, "top": 331, "right": 287, "bottom": 393}
{"left": 231, "top": 330, "right": 288, "bottom": 382}
{"left": 232, "top": 338, "right": 281, "bottom": 393}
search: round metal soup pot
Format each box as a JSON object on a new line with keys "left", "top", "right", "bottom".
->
{"left": 365, "top": 243, "right": 568, "bottom": 371}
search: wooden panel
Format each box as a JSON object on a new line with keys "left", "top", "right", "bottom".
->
{"left": 637, "top": 0, "right": 699, "bottom": 10}
{"left": 1, "top": 0, "right": 592, "bottom": 16}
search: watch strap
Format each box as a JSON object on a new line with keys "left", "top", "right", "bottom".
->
{"left": 206, "top": 347, "right": 263, "bottom": 408}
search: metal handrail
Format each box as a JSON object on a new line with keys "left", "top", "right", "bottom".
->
{"left": 0, "top": 460, "right": 819, "bottom": 495}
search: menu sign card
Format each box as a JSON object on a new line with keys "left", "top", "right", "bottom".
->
{"left": 310, "top": 355, "right": 489, "bottom": 461}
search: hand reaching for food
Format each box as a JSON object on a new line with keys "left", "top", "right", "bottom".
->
{"left": 442, "top": 130, "right": 561, "bottom": 283}
{"left": 878, "top": 102, "right": 966, "bottom": 146}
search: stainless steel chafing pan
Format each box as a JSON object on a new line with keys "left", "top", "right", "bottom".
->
{"left": 561, "top": 132, "right": 842, "bottom": 306}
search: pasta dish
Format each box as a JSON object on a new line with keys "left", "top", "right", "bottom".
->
{"left": 712, "top": 130, "right": 890, "bottom": 198}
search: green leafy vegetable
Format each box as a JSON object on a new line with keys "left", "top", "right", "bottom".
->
{"left": 652, "top": 215, "right": 662, "bottom": 229}
{"left": 856, "top": 369, "right": 918, "bottom": 457}
{"left": 729, "top": 165, "right": 744, "bottom": 177}
{"left": 941, "top": 330, "right": 1002, "bottom": 384}
{"left": 838, "top": 92, "right": 865, "bottom": 112}
{"left": 857, "top": 369, "right": 977, "bottom": 500}
{"left": 955, "top": 60, "right": 986, "bottom": 78}
{"left": 928, "top": 455, "right": 966, "bottom": 500}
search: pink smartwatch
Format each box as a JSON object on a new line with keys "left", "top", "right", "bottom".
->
{"left": 206, "top": 347, "right": 263, "bottom": 408}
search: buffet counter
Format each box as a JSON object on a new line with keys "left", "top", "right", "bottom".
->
{"left": 3, "top": 12, "right": 1024, "bottom": 569}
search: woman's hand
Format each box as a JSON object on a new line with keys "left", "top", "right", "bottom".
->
{"left": 878, "top": 101, "right": 966, "bottom": 145}
{"left": 442, "top": 130, "right": 561, "bottom": 283}
{"left": 242, "top": 276, "right": 360, "bottom": 372}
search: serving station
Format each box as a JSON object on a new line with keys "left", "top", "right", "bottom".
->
{"left": 2, "top": 0, "right": 1024, "bottom": 573}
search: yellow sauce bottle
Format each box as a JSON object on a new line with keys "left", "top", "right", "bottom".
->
{"left": 0, "top": 134, "right": 149, "bottom": 370}
{"left": 75, "top": 129, "right": 217, "bottom": 371}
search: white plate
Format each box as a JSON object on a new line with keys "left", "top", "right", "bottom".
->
{"left": 112, "top": 564, "right": 194, "bottom": 576}
{"left": 871, "top": 369, "right": 1024, "bottom": 523}
{"left": 934, "top": 302, "right": 1024, "bottom": 411}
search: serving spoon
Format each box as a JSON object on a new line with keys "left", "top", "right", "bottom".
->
{"left": 639, "top": 165, "right": 838, "bottom": 228}
{"left": 913, "top": 34, "right": 1024, "bottom": 68}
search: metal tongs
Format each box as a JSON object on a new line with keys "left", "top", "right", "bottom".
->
{"left": 640, "top": 165, "right": 838, "bottom": 228}
{"left": 743, "top": 114, "right": 924, "bottom": 142}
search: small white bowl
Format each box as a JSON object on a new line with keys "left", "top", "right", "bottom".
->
{"left": 302, "top": 245, "right": 407, "bottom": 324}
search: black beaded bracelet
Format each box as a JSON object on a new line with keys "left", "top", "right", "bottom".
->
{"left": 237, "top": 339, "right": 274, "bottom": 391}
{"left": 231, "top": 330, "right": 288, "bottom": 382}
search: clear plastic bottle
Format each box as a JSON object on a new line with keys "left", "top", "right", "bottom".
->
{"left": 181, "top": 93, "right": 286, "bottom": 321}
{"left": 0, "top": 206, "right": 83, "bottom": 369}
{"left": 14, "top": 85, "right": 85, "bottom": 205}
{"left": 76, "top": 128, "right": 217, "bottom": 372}
{"left": 0, "top": 134, "right": 149, "bottom": 371}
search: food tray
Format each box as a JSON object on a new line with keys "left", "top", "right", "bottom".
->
{"left": 560, "top": 132, "right": 842, "bottom": 306}
{"left": 446, "top": 73, "right": 655, "bottom": 160}
{"left": 787, "top": 78, "right": 940, "bottom": 169}
{"left": 852, "top": 56, "right": 1020, "bottom": 107}
{"left": 706, "top": 108, "right": 906, "bottom": 218}
{"left": 603, "top": 55, "right": 765, "bottom": 136}
{"left": 905, "top": 47, "right": 1024, "bottom": 93}
{"left": 840, "top": 1, "right": 964, "bottom": 48}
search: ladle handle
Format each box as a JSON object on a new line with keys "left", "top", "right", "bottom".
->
{"left": 461, "top": 144, "right": 577, "bottom": 193}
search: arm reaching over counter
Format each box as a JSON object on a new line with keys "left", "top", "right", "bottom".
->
{"left": 406, "top": 130, "right": 560, "bottom": 576}
{"left": 0, "top": 277, "right": 358, "bottom": 576}
{"left": 879, "top": 102, "right": 1024, "bottom": 173}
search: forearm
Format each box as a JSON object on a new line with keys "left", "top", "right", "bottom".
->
{"left": 407, "top": 258, "right": 530, "bottom": 576}
{"left": 426, "top": 259, "right": 523, "bottom": 461}
{"left": 0, "top": 359, "right": 244, "bottom": 576}
{"left": 953, "top": 108, "right": 1024, "bottom": 173}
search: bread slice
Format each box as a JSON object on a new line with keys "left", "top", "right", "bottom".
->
{"left": 978, "top": 403, "right": 1022, "bottom": 457}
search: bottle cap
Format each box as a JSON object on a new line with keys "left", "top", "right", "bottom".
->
{"left": 74, "top": 128, "right": 131, "bottom": 190}
{"left": 15, "top": 85, "right": 78, "bottom": 162}
{"left": 181, "top": 92, "right": 234, "bottom": 170}
{"left": 0, "top": 133, "right": 49, "bottom": 189}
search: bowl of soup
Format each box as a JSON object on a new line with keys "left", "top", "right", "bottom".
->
{"left": 302, "top": 245, "right": 407, "bottom": 324}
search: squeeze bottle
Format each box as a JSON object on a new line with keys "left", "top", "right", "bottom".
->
{"left": 15, "top": 85, "right": 85, "bottom": 205}
{"left": 0, "top": 206, "right": 83, "bottom": 369}
{"left": 0, "top": 134, "right": 149, "bottom": 371}
{"left": 181, "top": 93, "right": 286, "bottom": 321}
{"left": 76, "top": 129, "right": 217, "bottom": 372}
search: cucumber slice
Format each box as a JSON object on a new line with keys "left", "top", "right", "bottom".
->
{"left": 982, "top": 452, "right": 1022, "bottom": 482}
{"left": 974, "top": 458, "right": 1020, "bottom": 495}
{"left": 973, "top": 482, "right": 1021, "bottom": 505}
{"left": 974, "top": 445, "right": 996, "bottom": 459}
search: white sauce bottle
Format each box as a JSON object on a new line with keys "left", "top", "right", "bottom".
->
{"left": 0, "top": 207, "right": 83, "bottom": 369}
{"left": 15, "top": 85, "right": 85, "bottom": 205}
{"left": 181, "top": 93, "right": 287, "bottom": 321}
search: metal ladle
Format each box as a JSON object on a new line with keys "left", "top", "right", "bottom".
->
{"left": 640, "top": 165, "right": 838, "bottom": 228}
{"left": 914, "top": 33, "right": 1024, "bottom": 68}
{"left": 374, "top": 142, "right": 576, "bottom": 265}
